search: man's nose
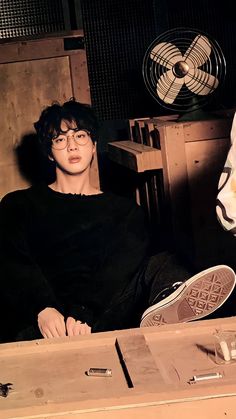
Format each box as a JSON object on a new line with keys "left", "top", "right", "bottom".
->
{"left": 67, "top": 136, "right": 78, "bottom": 150}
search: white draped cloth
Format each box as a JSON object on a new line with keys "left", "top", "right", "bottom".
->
{"left": 217, "top": 113, "right": 236, "bottom": 235}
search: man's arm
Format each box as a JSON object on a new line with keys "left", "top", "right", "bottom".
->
{"left": 0, "top": 192, "right": 66, "bottom": 340}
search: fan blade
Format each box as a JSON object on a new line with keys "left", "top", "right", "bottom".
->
{"left": 150, "top": 42, "right": 183, "bottom": 69}
{"left": 156, "top": 70, "right": 184, "bottom": 103}
{"left": 183, "top": 35, "right": 211, "bottom": 68}
{"left": 185, "top": 68, "right": 219, "bottom": 95}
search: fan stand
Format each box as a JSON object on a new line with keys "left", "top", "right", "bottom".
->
{"left": 177, "top": 108, "right": 215, "bottom": 122}
{"left": 177, "top": 97, "right": 219, "bottom": 122}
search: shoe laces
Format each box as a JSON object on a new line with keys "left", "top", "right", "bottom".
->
{"left": 151, "top": 281, "right": 183, "bottom": 304}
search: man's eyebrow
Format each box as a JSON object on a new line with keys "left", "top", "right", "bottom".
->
{"left": 59, "top": 127, "right": 79, "bottom": 134}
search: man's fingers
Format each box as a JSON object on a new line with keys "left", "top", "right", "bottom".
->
{"left": 41, "top": 328, "right": 54, "bottom": 339}
{"left": 73, "top": 321, "right": 83, "bottom": 335}
{"left": 73, "top": 321, "right": 91, "bottom": 335}
{"left": 50, "top": 326, "right": 61, "bottom": 338}
{"left": 40, "top": 319, "right": 66, "bottom": 338}
{"left": 80, "top": 323, "right": 91, "bottom": 335}
{"left": 66, "top": 317, "right": 76, "bottom": 336}
{"left": 55, "top": 319, "right": 66, "bottom": 337}
{"left": 38, "top": 307, "right": 66, "bottom": 338}
{"left": 65, "top": 317, "right": 91, "bottom": 336}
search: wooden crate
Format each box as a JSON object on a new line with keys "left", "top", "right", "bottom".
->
{"left": 1, "top": 316, "right": 236, "bottom": 418}
{"left": 108, "top": 114, "right": 235, "bottom": 268}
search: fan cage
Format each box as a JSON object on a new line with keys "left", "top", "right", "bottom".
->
{"left": 143, "top": 27, "right": 226, "bottom": 112}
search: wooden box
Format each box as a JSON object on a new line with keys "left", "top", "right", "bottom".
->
{"left": 1, "top": 316, "right": 236, "bottom": 418}
{"left": 108, "top": 114, "right": 236, "bottom": 268}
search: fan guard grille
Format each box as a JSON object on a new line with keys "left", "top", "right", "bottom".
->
{"left": 143, "top": 27, "right": 226, "bottom": 112}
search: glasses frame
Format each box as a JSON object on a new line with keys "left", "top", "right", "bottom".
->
{"left": 51, "top": 128, "right": 91, "bottom": 150}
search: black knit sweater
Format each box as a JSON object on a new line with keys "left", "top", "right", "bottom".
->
{"left": 0, "top": 184, "right": 149, "bottom": 339}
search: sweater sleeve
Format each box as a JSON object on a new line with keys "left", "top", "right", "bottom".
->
{"left": 0, "top": 192, "right": 63, "bottom": 335}
{"left": 216, "top": 113, "right": 236, "bottom": 235}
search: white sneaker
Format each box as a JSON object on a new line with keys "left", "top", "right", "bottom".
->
{"left": 140, "top": 265, "right": 236, "bottom": 327}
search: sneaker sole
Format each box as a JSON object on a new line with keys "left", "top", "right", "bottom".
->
{"left": 140, "top": 265, "right": 236, "bottom": 327}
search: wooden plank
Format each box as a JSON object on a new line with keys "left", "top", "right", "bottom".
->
{"left": 37, "top": 396, "right": 236, "bottom": 419}
{"left": 158, "top": 123, "right": 194, "bottom": 257}
{"left": 128, "top": 118, "right": 150, "bottom": 142}
{"left": 0, "top": 31, "right": 84, "bottom": 64}
{"left": 185, "top": 137, "right": 231, "bottom": 267}
{"left": 30, "top": 396, "right": 236, "bottom": 419}
{"left": 144, "top": 121, "right": 161, "bottom": 149}
{"left": 116, "top": 334, "right": 161, "bottom": 390}
{"left": 0, "top": 344, "right": 128, "bottom": 412}
{"left": 130, "top": 121, "right": 152, "bottom": 220}
{"left": 183, "top": 118, "right": 232, "bottom": 142}
{"left": 69, "top": 51, "right": 91, "bottom": 104}
{"left": 107, "top": 141, "right": 163, "bottom": 172}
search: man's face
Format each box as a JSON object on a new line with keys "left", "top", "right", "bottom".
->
{"left": 50, "top": 120, "right": 96, "bottom": 176}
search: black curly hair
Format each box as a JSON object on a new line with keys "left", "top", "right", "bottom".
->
{"left": 34, "top": 98, "right": 99, "bottom": 156}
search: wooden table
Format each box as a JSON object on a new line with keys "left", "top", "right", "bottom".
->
{"left": 1, "top": 316, "right": 236, "bottom": 418}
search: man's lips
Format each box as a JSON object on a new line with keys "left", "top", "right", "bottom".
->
{"left": 68, "top": 156, "right": 81, "bottom": 163}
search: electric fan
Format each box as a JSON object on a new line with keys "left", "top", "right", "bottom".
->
{"left": 143, "top": 27, "right": 226, "bottom": 113}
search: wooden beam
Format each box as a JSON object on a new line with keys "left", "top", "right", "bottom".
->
{"left": 0, "top": 31, "right": 84, "bottom": 64}
{"left": 116, "top": 334, "right": 162, "bottom": 390}
{"left": 108, "top": 141, "right": 163, "bottom": 173}
{"left": 183, "top": 118, "right": 232, "bottom": 142}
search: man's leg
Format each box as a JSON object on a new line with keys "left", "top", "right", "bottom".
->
{"left": 92, "top": 252, "right": 194, "bottom": 332}
{"left": 93, "top": 252, "right": 236, "bottom": 332}
{"left": 92, "top": 262, "right": 149, "bottom": 332}
{"left": 143, "top": 251, "right": 192, "bottom": 305}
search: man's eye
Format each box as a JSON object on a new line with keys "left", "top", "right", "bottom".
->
{"left": 54, "top": 137, "right": 65, "bottom": 143}
{"left": 75, "top": 133, "right": 86, "bottom": 139}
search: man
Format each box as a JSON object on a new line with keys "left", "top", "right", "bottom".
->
{"left": 0, "top": 99, "right": 235, "bottom": 342}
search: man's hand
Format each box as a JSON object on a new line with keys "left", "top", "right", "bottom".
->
{"left": 38, "top": 307, "right": 66, "bottom": 338}
{"left": 66, "top": 316, "right": 91, "bottom": 336}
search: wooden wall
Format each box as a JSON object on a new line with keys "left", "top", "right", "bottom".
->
{"left": 0, "top": 31, "right": 99, "bottom": 198}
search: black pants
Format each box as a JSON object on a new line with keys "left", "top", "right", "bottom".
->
{"left": 92, "top": 251, "right": 192, "bottom": 332}
{"left": 15, "top": 252, "right": 193, "bottom": 340}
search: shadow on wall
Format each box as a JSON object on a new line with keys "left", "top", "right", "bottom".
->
{"left": 15, "top": 133, "right": 55, "bottom": 185}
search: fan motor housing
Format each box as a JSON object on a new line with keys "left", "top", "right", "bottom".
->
{"left": 173, "top": 61, "right": 189, "bottom": 78}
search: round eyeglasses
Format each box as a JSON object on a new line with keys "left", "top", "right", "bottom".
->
{"left": 51, "top": 129, "right": 91, "bottom": 150}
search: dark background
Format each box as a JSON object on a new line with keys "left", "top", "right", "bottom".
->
{"left": 80, "top": 0, "right": 236, "bottom": 121}
{"left": 1, "top": 0, "right": 236, "bottom": 120}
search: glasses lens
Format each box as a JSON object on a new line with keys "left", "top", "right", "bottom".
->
{"left": 74, "top": 130, "right": 90, "bottom": 146}
{"left": 51, "top": 135, "right": 67, "bottom": 150}
{"left": 51, "top": 130, "right": 91, "bottom": 150}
